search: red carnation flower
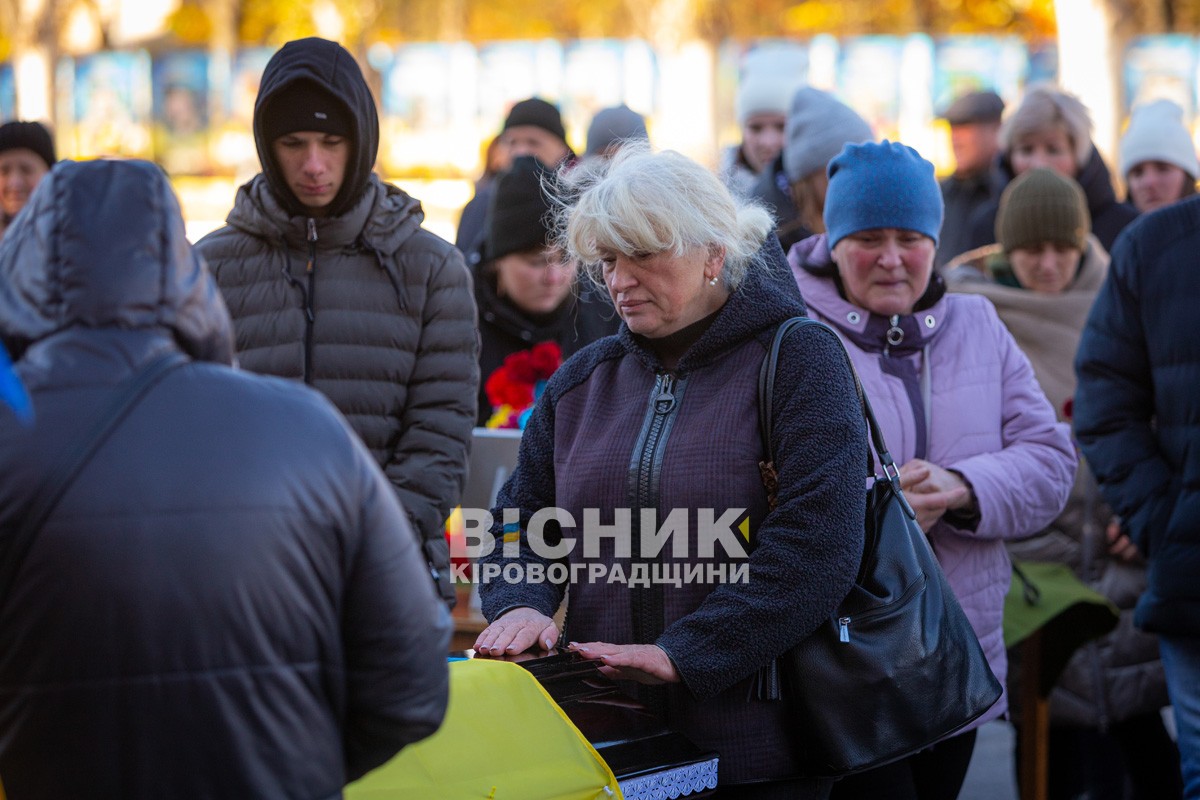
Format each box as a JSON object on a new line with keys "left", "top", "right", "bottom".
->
{"left": 485, "top": 366, "right": 533, "bottom": 409}
{"left": 504, "top": 349, "right": 538, "bottom": 384}
{"left": 530, "top": 341, "right": 562, "bottom": 377}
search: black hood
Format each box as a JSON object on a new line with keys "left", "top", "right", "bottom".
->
{"left": 253, "top": 37, "right": 379, "bottom": 219}
{"left": 0, "top": 159, "right": 234, "bottom": 365}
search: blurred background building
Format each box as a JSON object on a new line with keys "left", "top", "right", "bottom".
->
{"left": 3, "top": 0, "right": 1199, "bottom": 241}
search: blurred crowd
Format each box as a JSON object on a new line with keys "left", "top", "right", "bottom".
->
{"left": 1, "top": 33, "right": 1199, "bottom": 800}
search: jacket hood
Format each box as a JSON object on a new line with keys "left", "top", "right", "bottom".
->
{"left": 0, "top": 159, "right": 235, "bottom": 365}
{"left": 254, "top": 38, "right": 379, "bottom": 219}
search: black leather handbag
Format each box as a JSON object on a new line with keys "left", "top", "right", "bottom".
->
{"left": 756, "top": 316, "right": 1002, "bottom": 777}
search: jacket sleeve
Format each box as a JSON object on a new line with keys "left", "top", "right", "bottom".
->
{"left": 1073, "top": 235, "right": 1177, "bottom": 555}
{"left": 655, "top": 325, "right": 867, "bottom": 698}
{"left": 476, "top": 385, "right": 569, "bottom": 622}
{"left": 343, "top": 441, "right": 452, "bottom": 781}
{"left": 946, "top": 301, "right": 1078, "bottom": 541}
{"left": 383, "top": 245, "right": 480, "bottom": 603}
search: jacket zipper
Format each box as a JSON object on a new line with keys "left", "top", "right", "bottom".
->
{"left": 635, "top": 374, "right": 679, "bottom": 507}
{"left": 626, "top": 373, "right": 683, "bottom": 646}
{"left": 303, "top": 218, "right": 317, "bottom": 385}
{"left": 621, "top": 373, "right": 684, "bottom": 716}
{"left": 565, "top": 374, "right": 684, "bottom": 647}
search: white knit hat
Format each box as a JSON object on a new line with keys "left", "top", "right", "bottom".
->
{"left": 1118, "top": 99, "right": 1200, "bottom": 179}
{"left": 735, "top": 74, "right": 797, "bottom": 126}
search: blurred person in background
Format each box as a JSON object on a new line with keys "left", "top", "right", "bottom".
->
{"left": 0, "top": 158, "right": 451, "bottom": 799}
{"left": 1118, "top": 99, "right": 1199, "bottom": 215}
{"left": 196, "top": 37, "right": 478, "bottom": 610}
{"left": 719, "top": 73, "right": 795, "bottom": 198}
{"left": 455, "top": 135, "right": 511, "bottom": 262}
{"left": 583, "top": 103, "right": 649, "bottom": 161}
{"left": 789, "top": 141, "right": 1076, "bottom": 800}
{"left": 456, "top": 97, "right": 574, "bottom": 254}
{"left": 469, "top": 154, "right": 618, "bottom": 426}
{"left": 962, "top": 84, "right": 1137, "bottom": 259}
{"left": 949, "top": 168, "right": 1181, "bottom": 800}
{"left": 754, "top": 87, "right": 872, "bottom": 253}
{"left": 0, "top": 121, "right": 55, "bottom": 241}
{"left": 936, "top": 89, "right": 1006, "bottom": 270}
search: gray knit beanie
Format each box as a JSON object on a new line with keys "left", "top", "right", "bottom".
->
{"left": 783, "top": 87, "right": 873, "bottom": 183}
{"left": 995, "top": 168, "right": 1090, "bottom": 253}
{"left": 585, "top": 104, "right": 648, "bottom": 158}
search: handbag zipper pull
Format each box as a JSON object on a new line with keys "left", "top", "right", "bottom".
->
{"left": 839, "top": 617, "right": 851, "bottom": 643}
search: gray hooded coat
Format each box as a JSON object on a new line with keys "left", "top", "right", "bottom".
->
{"left": 196, "top": 38, "right": 479, "bottom": 606}
{"left": 0, "top": 159, "right": 450, "bottom": 799}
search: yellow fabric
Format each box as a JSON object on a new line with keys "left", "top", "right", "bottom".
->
{"left": 345, "top": 658, "right": 622, "bottom": 800}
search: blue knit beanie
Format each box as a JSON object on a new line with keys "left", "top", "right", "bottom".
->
{"left": 824, "top": 140, "right": 944, "bottom": 250}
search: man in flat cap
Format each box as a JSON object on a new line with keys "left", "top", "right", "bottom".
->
{"left": 937, "top": 89, "right": 1006, "bottom": 268}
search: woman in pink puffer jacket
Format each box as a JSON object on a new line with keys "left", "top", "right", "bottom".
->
{"left": 789, "top": 141, "right": 1077, "bottom": 800}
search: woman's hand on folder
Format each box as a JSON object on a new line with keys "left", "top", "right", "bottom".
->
{"left": 567, "top": 642, "right": 680, "bottom": 685}
{"left": 474, "top": 607, "right": 559, "bottom": 656}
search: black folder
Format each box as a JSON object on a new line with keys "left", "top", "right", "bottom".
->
{"left": 515, "top": 651, "right": 719, "bottom": 799}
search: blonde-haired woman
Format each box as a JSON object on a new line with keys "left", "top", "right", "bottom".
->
{"left": 960, "top": 84, "right": 1137, "bottom": 258}
{"left": 474, "top": 143, "right": 869, "bottom": 799}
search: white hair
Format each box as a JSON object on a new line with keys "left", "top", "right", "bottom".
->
{"left": 551, "top": 142, "right": 775, "bottom": 290}
{"left": 1000, "top": 84, "right": 1094, "bottom": 169}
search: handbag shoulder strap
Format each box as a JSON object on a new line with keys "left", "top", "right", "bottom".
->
{"left": 0, "top": 352, "right": 186, "bottom": 608}
{"left": 757, "top": 316, "right": 913, "bottom": 516}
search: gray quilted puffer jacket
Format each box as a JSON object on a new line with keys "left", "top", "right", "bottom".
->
{"left": 196, "top": 38, "right": 479, "bottom": 607}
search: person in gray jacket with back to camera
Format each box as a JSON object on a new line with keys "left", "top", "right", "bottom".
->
{"left": 196, "top": 37, "right": 479, "bottom": 608}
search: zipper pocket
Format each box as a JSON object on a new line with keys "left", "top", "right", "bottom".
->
{"left": 837, "top": 572, "right": 927, "bottom": 644}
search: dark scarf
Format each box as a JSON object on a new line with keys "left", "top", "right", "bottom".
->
{"left": 632, "top": 307, "right": 724, "bottom": 373}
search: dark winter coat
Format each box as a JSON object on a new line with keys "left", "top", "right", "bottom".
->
{"left": 967, "top": 146, "right": 1139, "bottom": 255}
{"left": 455, "top": 183, "right": 490, "bottom": 256}
{"left": 478, "top": 239, "right": 867, "bottom": 785}
{"left": 1075, "top": 195, "right": 1200, "bottom": 638}
{"left": 474, "top": 269, "right": 619, "bottom": 425}
{"left": 0, "top": 159, "right": 451, "bottom": 800}
{"left": 195, "top": 38, "right": 479, "bottom": 607}
{"left": 748, "top": 154, "right": 811, "bottom": 253}
{"left": 936, "top": 166, "right": 1005, "bottom": 269}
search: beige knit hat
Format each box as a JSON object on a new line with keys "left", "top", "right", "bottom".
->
{"left": 995, "top": 168, "right": 1090, "bottom": 253}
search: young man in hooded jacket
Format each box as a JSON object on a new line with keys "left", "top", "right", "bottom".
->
{"left": 197, "top": 38, "right": 478, "bottom": 608}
